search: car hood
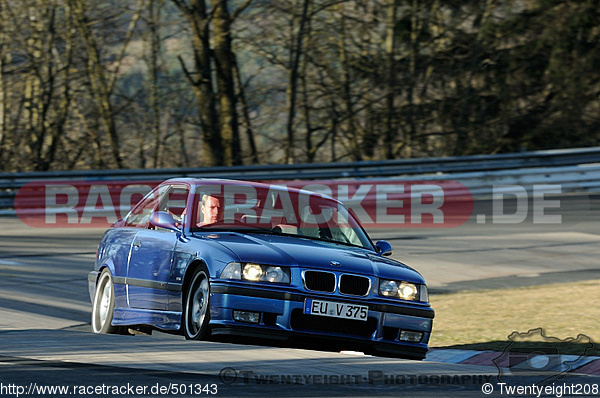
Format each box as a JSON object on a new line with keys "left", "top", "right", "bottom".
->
{"left": 194, "top": 232, "right": 424, "bottom": 284}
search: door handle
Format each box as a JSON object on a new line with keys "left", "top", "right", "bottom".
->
{"left": 133, "top": 241, "right": 141, "bottom": 249}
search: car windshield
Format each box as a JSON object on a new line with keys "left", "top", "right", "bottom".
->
{"left": 188, "top": 183, "right": 374, "bottom": 250}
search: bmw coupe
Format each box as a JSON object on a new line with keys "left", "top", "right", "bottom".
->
{"left": 89, "top": 178, "right": 434, "bottom": 359}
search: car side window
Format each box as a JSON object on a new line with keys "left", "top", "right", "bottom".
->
{"left": 160, "top": 186, "right": 188, "bottom": 219}
{"left": 156, "top": 186, "right": 189, "bottom": 230}
{"left": 124, "top": 186, "right": 167, "bottom": 228}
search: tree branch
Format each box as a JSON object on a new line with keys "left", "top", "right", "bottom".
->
{"left": 177, "top": 55, "right": 200, "bottom": 86}
{"left": 108, "top": 0, "right": 146, "bottom": 94}
{"left": 232, "top": 0, "right": 254, "bottom": 20}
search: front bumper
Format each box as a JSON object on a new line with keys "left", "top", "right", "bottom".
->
{"left": 209, "top": 282, "right": 434, "bottom": 359}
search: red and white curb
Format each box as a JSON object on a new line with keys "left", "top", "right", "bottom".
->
{"left": 425, "top": 349, "right": 600, "bottom": 376}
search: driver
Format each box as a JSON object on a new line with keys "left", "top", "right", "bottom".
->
{"left": 199, "top": 193, "right": 223, "bottom": 226}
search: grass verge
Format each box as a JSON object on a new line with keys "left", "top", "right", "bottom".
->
{"left": 428, "top": 279, "right": 600, "bottom": 356}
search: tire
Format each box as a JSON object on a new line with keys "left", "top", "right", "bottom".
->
{"left": 183, "top": 265, "right": 211, "bottom": 340}
{"left": 91, "top": 269, "right": 120, "bottom": 334}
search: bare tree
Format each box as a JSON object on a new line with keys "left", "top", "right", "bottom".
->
{"left": 0, "top": 0, "right": 9, "bottom": 166}
{"left": 68, "top": 0, "right": 145, "bottom": 169}
{"left": 173, "top": 0, "right": 223, "bottom": 166}
{"left": 233, "top": 53, "right": 259, "bottom": 163}
{"left": 148, "top": 0, "right": 163, "bottom": 168}
{"left": 211, "top": 0, "right": 241, "bottom": 165}
{"left": 284, "top": 0, "right": 311, "bottom": 164}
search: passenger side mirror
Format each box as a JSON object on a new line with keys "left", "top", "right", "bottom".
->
{"left": 150, "top": 211, "right": 181, "bottom": 233}
{"left": 375, "top": 240, "right": 393, "bottom": 256}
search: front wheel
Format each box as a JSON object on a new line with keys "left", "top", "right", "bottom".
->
{"left": 91, "top": 269, "right": 120, "bottom": 334}
{"left": 183, "top": 266, "right": 211, "bottom": 340}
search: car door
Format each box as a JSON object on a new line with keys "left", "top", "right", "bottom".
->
{"left": 126, "top": 185, "right": 188, "bottom": 310}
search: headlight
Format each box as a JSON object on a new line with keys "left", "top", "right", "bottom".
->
{"left": 398, "top": 282, "right": 418, "bottom": 300}
{"left": 265, "top": 266, "right": 289, "bottom": 283}
{"left": 220, "top": 262, "right": 242, "bottom": 279}
{"left": 242, "top": 263, "right": 264, "bottom": 281}
{"left": 379, "top": 279, "right": 427, "bottom": 301}
{"left": 379, "top": 280, "right": 399, "bottom": 297}
{"left": 220, "top": 262, "right": 290, "bottom": 284}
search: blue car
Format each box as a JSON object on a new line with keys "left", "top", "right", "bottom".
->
{"left": 89, "top": 178, "right": 434, "bottom": 359}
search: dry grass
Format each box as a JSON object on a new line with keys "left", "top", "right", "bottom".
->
{"left": 428, "top": 279, "right": 600, "bottom": 354}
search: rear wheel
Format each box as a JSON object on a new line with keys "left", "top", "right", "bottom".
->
{"left": 183, "top": 266, "right": 211, "bottom": 340}
{"left": 91, "top": 269, "right": 120, "bottom": 334}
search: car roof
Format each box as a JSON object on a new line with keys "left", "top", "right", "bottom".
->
{"left": 159, "top": 177, "right": 344, "bottom": 205}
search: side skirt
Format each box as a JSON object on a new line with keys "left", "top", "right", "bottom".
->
{"left": 113, "top": 307, "right": 182, "bottom": 331}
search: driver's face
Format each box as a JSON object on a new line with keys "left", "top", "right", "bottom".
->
{"left": 201, "top": 196, "right": 222, "bottom": 224}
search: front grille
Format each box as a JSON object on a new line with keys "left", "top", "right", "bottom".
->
{"left": 339, "top": 274, "right": 370, "bottom": 296}
{"left": 303, "top": 271, "right": 335, "bottom": 292}
{"left": 290, "top": 309, "right": 377, "bottom": 338}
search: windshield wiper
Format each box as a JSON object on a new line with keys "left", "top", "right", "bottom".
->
{"left": 296, "top": 234, "right": 366, "bottom": 250}
{"left": 192, "top": 223, "right": 281, "bottom": 234}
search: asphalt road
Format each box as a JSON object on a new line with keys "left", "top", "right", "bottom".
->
{"left": 0, "top": 193, "right": 599, "bottom": 396}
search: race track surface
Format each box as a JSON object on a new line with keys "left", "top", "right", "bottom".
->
{"left": 1, "top": 194, "right": 599, "bottom": 396}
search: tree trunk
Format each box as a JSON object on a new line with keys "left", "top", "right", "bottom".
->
{"left": 233, "top": 53, "right": 259, "bottom": 163}
{"left": 338, "top": 6, "right": 361, "bottom": 161}
{"left": 384, "top": 0, "right": 398, "bottom": 160}
{"left": 45, "top": 1, "right": 74, "bottom": 170}
{"left": 285, "top": 0, "right": 311, "bottom": 164}
{"left": 405, "top": 0, "right": 420, "bottom": 158}
{"left": 69, "top": 0, "right": 123, "bottom": 168}
{"left": 0, "top": 15, "right": 6, "bottom": 166}
{"left": 212, "top": 0, "right": 241, "bottom": 165}
{"left": 174, "top": 0, "right": 223, "bottom": 166}
{"left": 149, "top": 0, "right": 162, "bottom": 168}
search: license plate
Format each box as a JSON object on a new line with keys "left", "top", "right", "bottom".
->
{"left": 304, "top": 299, "right": 368, "bottom": 321}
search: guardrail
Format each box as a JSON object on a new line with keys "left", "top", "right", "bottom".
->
{"left": 2, "top": 146, "right": 600, "bottom": 183}
{"left": 1, "top": 146, "right": 600, "bottom": 212}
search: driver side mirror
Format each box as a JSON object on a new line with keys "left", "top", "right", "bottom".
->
{"left": 375, "top": 240, "right": 393, "bottom": 256}
{"left": 150, "top": 211, "right": 181, "bottom": 233}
